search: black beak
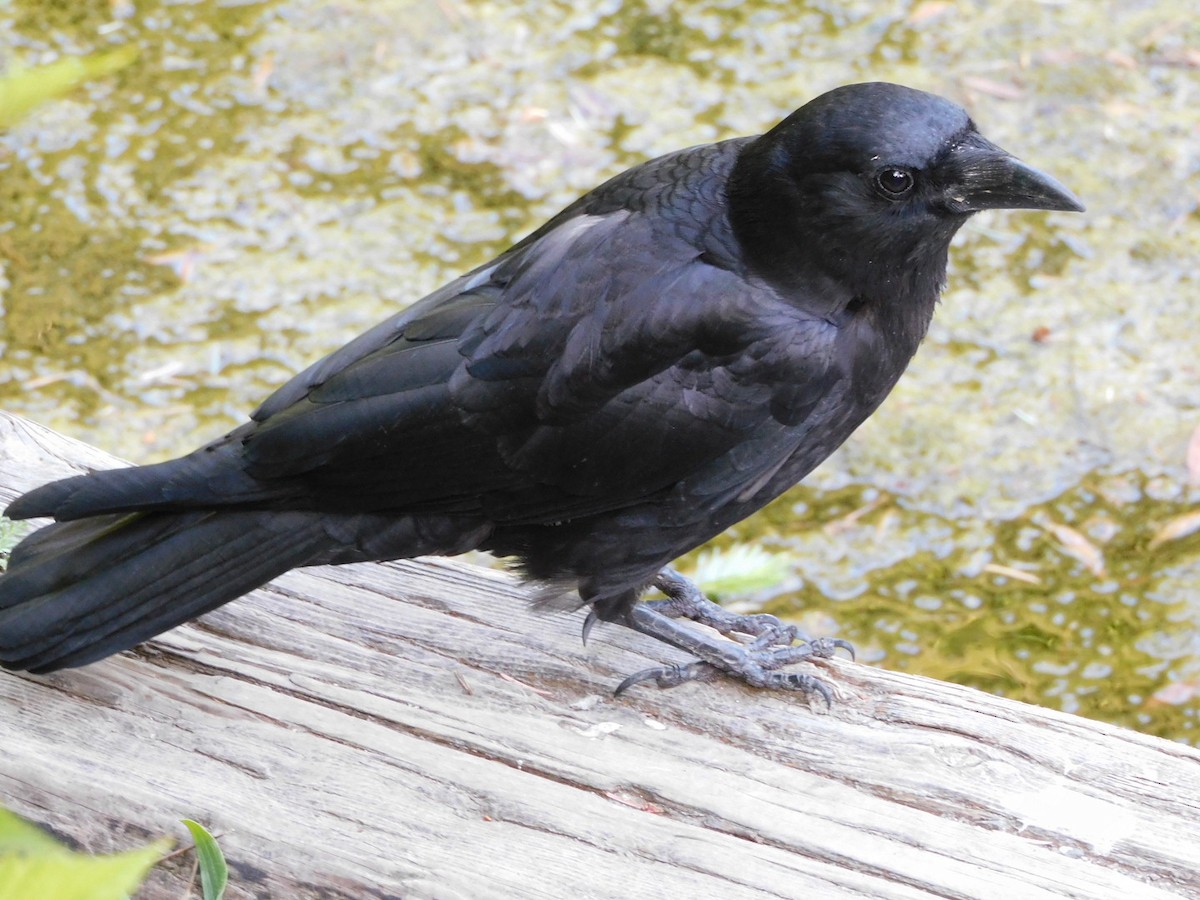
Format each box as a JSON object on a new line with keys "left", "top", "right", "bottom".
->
{"left": 942, "top": 135, "right": 1084, "bottom": 214}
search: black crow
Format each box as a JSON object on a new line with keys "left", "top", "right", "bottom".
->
{"left": 0, "top": 82, "right": 1083, "bottom": 699}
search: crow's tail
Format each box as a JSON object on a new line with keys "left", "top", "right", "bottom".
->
{"left": 0, "top": 509, "right": 330, "bottom": 673}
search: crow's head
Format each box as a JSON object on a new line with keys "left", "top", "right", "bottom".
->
{"left": 728, "top": 82, "right": 1083, "bottom": 301}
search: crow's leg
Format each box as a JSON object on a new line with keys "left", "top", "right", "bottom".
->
{"left": 598, "top": 567, "right": 854, "bottom": 703}
{"left": 646, "top": 567, "right": 845, "bottom": 646}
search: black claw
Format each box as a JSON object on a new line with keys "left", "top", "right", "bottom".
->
{"left": 799, "top": 675, "right": 834, "bottom": 709}
{"left": 581, "top": 610, "right": 600, "bottom": 646}
{"left": 797, "top": 636, "right": 856, "bottom": 661}
{"left": 614, "top": 661, "right": 718, "bottom": 696}
{"left": 831, "top": 638, "right": 856, "bottom": 661}
{"left": 613, "top": 669, "right": 650, "bottom": 697}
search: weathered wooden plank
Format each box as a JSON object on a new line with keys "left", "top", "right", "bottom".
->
{"left": 1, "top": 409, "right": 1198, "bottom": 899}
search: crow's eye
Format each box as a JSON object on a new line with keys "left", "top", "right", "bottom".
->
{"left": 874, "top": 167, "right": 915, "bottom": 198}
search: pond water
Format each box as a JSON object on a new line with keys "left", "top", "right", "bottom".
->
{"left": 1, "top": 0, "right": 1198, "bottom": 740}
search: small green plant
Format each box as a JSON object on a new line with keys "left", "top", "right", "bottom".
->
{"left": 0, "top": 807, "right": 170, "bottom": 900}
{"left": 0, "top": 518, "right": 28, "bottom": 572}
{"left": 0, "top": 808, "right": 230, "bottom": 900}
{"left": 181, "top": 820, "right": 228, "bottom": 900}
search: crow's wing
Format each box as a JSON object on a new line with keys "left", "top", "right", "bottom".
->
{"left": 240, "top": 196, "right": 843, "bottom": 521}
{"left": 12, "top": 145, "right": 844, "bottom": 527}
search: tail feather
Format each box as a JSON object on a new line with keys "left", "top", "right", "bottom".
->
{"left": 6, "top": 446, "right": 276, "bottom": 523}
{"left": 0, "top": 510, "right": 329, "bottom": 673}
{"left": 7, "top": 513, "right": 142, "bottom": 578}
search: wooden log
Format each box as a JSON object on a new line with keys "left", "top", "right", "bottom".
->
{"left": 1, "top": 409, "right": 1198, "bottom": 899}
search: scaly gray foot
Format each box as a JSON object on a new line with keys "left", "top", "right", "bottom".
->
{"left": 590, "top": 567, "right": 854, "bottom": 704}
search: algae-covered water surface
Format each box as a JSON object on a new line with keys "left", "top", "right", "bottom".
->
{"left": 1, "top": 0, "right": 1198, "bottom": 740}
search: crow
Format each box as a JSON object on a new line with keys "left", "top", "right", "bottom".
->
{"left": 0, "top": 82, "right": 1082, "bottom": 698}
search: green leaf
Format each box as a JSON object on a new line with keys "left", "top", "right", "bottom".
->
{"left": 0, "top": 518, "right": 29, "bottom": 572}
{"left": 182, "top": 819, "right": 228, "bottom": 900}
{"left": 0, "top": 45, "right": 139, "bottom": 128}
{"left": 0, "top": 808, "right": 171, "bottom": 900}
{"left": 0, "top": 808, "right": 63, "bottom": 855}
{"left": 689, "top": 543, "right": 791, "bottom": 599}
